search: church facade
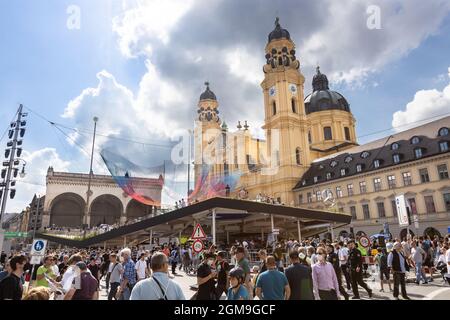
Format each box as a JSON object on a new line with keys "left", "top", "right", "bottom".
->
{"left": 193, "top": 18, "right": 450, "bottom": 239}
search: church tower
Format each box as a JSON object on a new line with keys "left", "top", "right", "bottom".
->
{"left": 260, "top": 18, "right": 311, "bottom": 201}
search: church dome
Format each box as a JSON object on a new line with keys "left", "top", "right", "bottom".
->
{"left": 304, "top": 67, "right": 351, "bottom": 115}
{"left": 268, "top": 17, "right": 291, "bottom": 42}
{"left": 199, "top": 82, "right": 217, "bottom": 101}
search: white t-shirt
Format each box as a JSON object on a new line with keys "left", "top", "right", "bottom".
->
{"left": 52, "top": 264, "right": 60, "bottom": 277}
{"left": 135, "top": 259, "right": 147, "bottom": 279}
{"left": 338, "top": 247, "right": 349, "bottom": 265}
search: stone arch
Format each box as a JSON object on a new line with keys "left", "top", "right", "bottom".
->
{"left": 423, "top": 227, "right": 441, "bottom": 239}
{"left": 126, "top": 199, "right": 153, "bottom": 221}
{"left": 49, "top": 192, "right": 85, "bottom": 228}
{"left": 89, "top": 194, "right": 123, "bottom": 227}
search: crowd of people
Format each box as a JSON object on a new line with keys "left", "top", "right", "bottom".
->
{"left": 0, "top": 232, "right": 449, "bottom": 300}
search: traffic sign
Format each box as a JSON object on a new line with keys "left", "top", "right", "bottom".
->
{"left": 191, "top": 223, "right": 207, "bottom": 240}
{"left": 359, "top": 236, "right": 371, "bottom": 248}
{"left": 4, "top": 232, "right": 28, "bottom": 239}
{"left": 272, "top": 228, "right": 280, "bottom": 235}
{"left": 30, "top": 255, "right": 42, "bottom": 264}
{"left": 192, "top": 239, "right": 204, "bottom": 253}
{"left": 395, "top": 195, "right": 409, "bottom": 226}
{"left": 31, "top": 239, "right": 47, "bottom": 256}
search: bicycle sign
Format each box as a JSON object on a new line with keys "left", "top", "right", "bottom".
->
{"left": 31, "top": 239, "right": 47, "bottom": 256}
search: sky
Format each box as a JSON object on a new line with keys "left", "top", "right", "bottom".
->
{"left": 1, "top": 0, "right": 450, "bottom": 212}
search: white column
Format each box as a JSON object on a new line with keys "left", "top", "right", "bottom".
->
{"left": 212, "top": 209, "right": 216, "bottom": 246}
{"left": 149, "top": 229, "right": 153, "bottom": 247}
{"left": 123, "top": 236, "right": 127, "bottom": 248}
{"left": 270, "top": 214, "right": 274, "bottom": 231}
{"left": 297, "top": 219, "right": 302, "bottom": 241}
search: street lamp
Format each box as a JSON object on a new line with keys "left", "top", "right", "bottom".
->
{"left": 83, "top": 116, "right": 98, "bottom": 238}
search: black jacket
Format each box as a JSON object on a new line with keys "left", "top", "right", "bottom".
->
{"left": 391, "top": 250, "right": 410, "bottom": 273}
{"left": 348, "top": 248, "right": 363, "bottom": 270}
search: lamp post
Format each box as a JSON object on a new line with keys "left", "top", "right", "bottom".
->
{"left": 0, "top": 104, "right": 27, "bottom": 253}
{"left": 83, "top": 116, "right": 98, "bottom": 239}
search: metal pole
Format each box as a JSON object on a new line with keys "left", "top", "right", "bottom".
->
{"left": 212, "top": 209, "right": 216, "bottom": 246}
{"left": 297, "top": 219, "right": 302, "bottom": 242}
{"left": 187, "top": 130, "right": 191, "bottom": 198}
{"left": 330, "top": 223, "right": 335, "bottom": 242}
{"left": 149, "top": 229, "right": 153, "bottom": 248}
{"left": 0, "top": 104, "right": 23, "bottom": 252}
{"left": 83, "top": 117, "right": 98, "bottom": 235}
{"left": 33, "top": 196, "right": 40, "bottom": 239}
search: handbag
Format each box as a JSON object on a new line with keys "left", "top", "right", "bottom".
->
{"left": 153, "top": 276, "right": 168, "bottom": 300}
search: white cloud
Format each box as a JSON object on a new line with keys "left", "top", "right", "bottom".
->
{"left": 392, "top": 67, "right": 450, "bottom": 131}
{"left": 225, "top": 47, "right": 263, "bottom": 85}
{"left": 6, "top": 148, "right": 71, "bottom": 212}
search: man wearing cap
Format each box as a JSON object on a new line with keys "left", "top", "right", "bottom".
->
{"left": 64, "top": 262, "right": 98, "bottom": 300}
{"left": 388, "top": 242, "right": 411, "bottom": 300}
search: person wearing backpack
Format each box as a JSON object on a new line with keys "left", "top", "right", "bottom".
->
{"left": 130, "top": 252, "right": 185, "bottom": 300}
{"left": 375, "top": 248, "right": 392, "bottom": 292}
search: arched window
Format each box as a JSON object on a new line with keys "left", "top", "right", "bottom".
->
{"left": 275, "top": 150, "right": 280, "bottom": 166}
{"left": 324, "top": 126, "right": 332, "bottom": 140}
{"left": 295, "top": 148, "right": 301, "bottom": 165}
{"left": 344, "top": 127, "right": 350, "bottom": 141}
{"left": 272, "top": 101, "right": 277, "bottom": 115}
{"left": 308, "top": 131, "right": 312, "bottom": 144}
{"left": 291, "top": 99, "right": 297, "bottom": 113}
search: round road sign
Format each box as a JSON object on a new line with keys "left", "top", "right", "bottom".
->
{"left": 192, "top": 240, "right": 204, "bottom": 253}
{"left": 359, "top": 236, "right": 371, "bottom": 248}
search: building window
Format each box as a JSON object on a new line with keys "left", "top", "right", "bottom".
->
{"left": 407, "top": 198, "right": 418, "bottom": 215}
{"left": 414, "top": 148, "right": 423, "bottom": 159}
{"left": 393, "top": 154, "right": 400, "bottom": 164}
{"left": 443, "top": 193, "right": 450, "bottom": 211}
{"left": 326, "top": 172, "right": 332, "bottom": 180}
{"left": 295, "top": 148, "right": 301, "bottom": 165}
{"left": 350, "top": 206, "right": 357, "bottom": 220}
{"left": 272, "top": 101, "right": 277, "bottom": 115}
{"left": 291, "top": 99, "right": 297, "bottom": 113}
{"left": 298, "top": 194, "right": 303, "bottom": 204}
{"left": 308, "top": 131, "right": 312, "bottom": 144}
{"left": 373, "top": 177, "right": 382, "bottom": 192}
{"left": 307, "top": 192, "right": 312, "bottom": 203}
{"left": 419, "top": 168, "right": 430, "bottom": 183}
{"left": 373, "top": 159, "right": 380, "bottom": 168}
{"left": 402, "top": 172, "right": 412, "bottom": 186}
{"left": 275, "top": 150, "right": 280, "bottom": 166}
{"left": 313, "top": 176, "right": 318, "bottom": 183}
{"left": 424, "top": 195, "right": 436, "bottom": 213}
{"left": 359, "top": 181, "right": 367, "bottom": 194}
{"left": 234, "top": 155, "right": 238, "bottom": 169}
{"left": 336, "top": 186, "right": 343, "bottom": 198}
{"left": 391, "top": 200, "right": 398, "bottom": 217}
{"left": 387, "top": 175, "right": 396, "bottom": 189}
{"left": 361, "top": 151, "right": 370, "bottom": 159}
{"left": 362, "top": 204, "right": 370, "bottom": 220}
{"left": 411, "top": 136, "right": 420, "bottom": 144}
{"left": 344, "top": 156, "right": 353, "bottom": 163}
{"left": 324, "top": 127, "right": 332, "bottom": 140}
{"left": 344, "top": 127, "right": 350, "bottom": 141}
{"left": 438, "top": 127, "right": 449, "bottom": 136}
{"left": 391, "top": 143, "right": 399, "bottom": 150}
{"left": 377, "top": 202, "right": 386, "bottom": 218}
{"left": 224, "top": 162, "right": 229, "bottom": 176}
{"left": 356, "top": 164, "right": 363, "bottom": 172}
{"left": 347, "top": 184, "right": 354, "bottom": 196}
{"left": 316, "top": 190, "right": 322, "bottom": 201}
{"left": 340, "top": 168, "right": 346, "bottom": 176}
{"left": 437, "top": 164, "right": 449, "bottom": 180}
{"left": 439, "top": 141, "right": 449, "bottom": 152}
{"left": 330, "top": 160, "right": 338, "bottom": 168}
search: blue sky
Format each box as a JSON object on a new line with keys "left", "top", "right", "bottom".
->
{"left": 1, "top": 0, "right": 450, "bottom": 211}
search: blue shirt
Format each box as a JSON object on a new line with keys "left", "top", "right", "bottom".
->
{"left": 256, "top": 269, "right": 288, "bottom": 300}
{"left": 226, "top": 285, "right": 249, "bottom": 300}
{"left": 130, "top": 272, "right": 185, "bottom": 300}
{"left": 123, "top": 258, "right": 137, "bottom": 285}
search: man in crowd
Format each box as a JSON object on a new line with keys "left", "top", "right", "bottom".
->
{"left": 88, "top": 257, "right": 100, "bottom": 289}
{"left": 64, "top": 262, "right": 98, "bottom": 300}
{"left": 130, "top": 252, "right": 185, "bottom": 300}
{"left": 410, "top": 241, "right": 428, "bottom": 285}
{"left": 336, "top": 241, "right": 351, "bottom": 291}
{"left": 388, "top": 242, "right": 411, "bottom": 300}
{"left": 135, "top": 253, "right": 147, "bottom": 281}
{"left": 255, "top": 256, "right": 290, "bottom": 300}
{"left": 196, "top": 253, "right": 217, "bottom": 300}
{"left": 235, "top": 246, "right": 252, "bottom": 298}
{"left": 312, "top": 247, "right": 340, "bottom": 300}
{"left": 36, "top": 255, "right": 56, "bottom": 288}
{"left": 118, "top": 248, "right": 137, "bottom": 300}
{"left": 375, "top": 247, "right": 392, "bottom": 292}
{"left": 107, "top": 253, "right": 123, "bottom": 300}
{"left": 215, "top": 251, "right": 230, "bottom": 299}
{"left": 58, "top": 255, "right": 69, "bottom": 276}
{"left": 348, "top": 240, "right": 373, "bottom": 299}
{"left": 326, "top": 244, "right": 349, "bottom": 300}
{"left": 0, "top": 255, "right": 27, "bottom": 300}
{"left": 285, "top": 250, "right": 314, "bottom": 300}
